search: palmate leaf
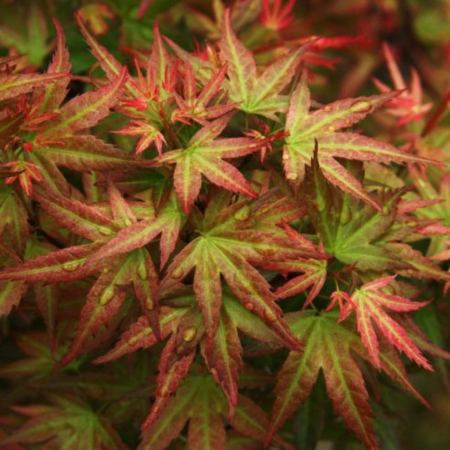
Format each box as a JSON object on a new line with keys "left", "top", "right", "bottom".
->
{"left": 161, "top": 192, "right": 319, "bottom": 350}
{"left": 0, "top": 331, "right": 67, "bottom": 380}
{"left": 387, "top": 242, "right": 450, "bottom": 282}
{"left": 220, "top": 9, "right": 308, "bottom": 118}
{"left": 304, "top": 153, "right": 433, "bottom": 273}
{"left": 24, "top": 56, "right": 138, "bottom": 178}
{"left": 283, "top": 73, "right": 439, "bottom": 209}
{"left": 200, "top": 305, "right": 242, "bottom": 413}
{"left": 2, "top": 186, "right": 182, "bottom": 281}
{"left": 139, "top": 370, "right": 294, "bottom": 450}
{"left": 86, "top": 190, "right": 185, "bottom": 268}
{"left": 0, "top": 187, "right": 183, "bottom": 362}
{"left": 49, "top": 189, "right": 181, "bottom": 362}
{"left": 164, "top": 36, "right": 218, "bottom": 85}
{"left": 96, "top": 291, "right": 284, "bottom": 419}
{"left": 262, "top": 223, "right": 327, "bottom": 307}
{"left": 172, "top": 62, "right": 236, "bottom": 125}
{"left": 94, "top": 306, "right": 188, "bottom": 364}
{"left": 341, "top": 276, "right": 432, "bottom": 370}
{"left": 267, "top": 310, "right": 429, "bottom": 450}
{"left": 12, "top": 22, "right": 141, "bottom": 185}
{"left": 156, "top": 114, "right": 259, "bottom": 213}
{"left": 3, "top": 396, "right": 124, "bottom": 450}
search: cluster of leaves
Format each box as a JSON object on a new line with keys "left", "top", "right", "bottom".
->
{"left": 1, "top": 1, "right": 450, "bottom": 449}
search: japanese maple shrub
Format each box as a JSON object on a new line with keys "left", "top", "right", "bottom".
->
{"left": 0, "top": 1, "right": 449, "bottom": 449}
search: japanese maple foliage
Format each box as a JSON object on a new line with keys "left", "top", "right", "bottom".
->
{"left": 1, "top": 1, "right": 450, "bottom": 449}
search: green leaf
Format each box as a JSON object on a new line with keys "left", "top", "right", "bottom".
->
{"left": 4, "top": 396, "right": 125, "bottom": 449}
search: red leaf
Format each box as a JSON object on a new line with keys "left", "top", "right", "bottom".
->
{"left": 43, "top": 67, "right": 128, "bottom": 138}
{"left": 346, "top": 276, "right": 432, "bottom": 370}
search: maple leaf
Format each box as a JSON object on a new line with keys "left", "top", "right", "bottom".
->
{"left": 305, "top": 153, "right": 409, "bottom": 271}
{"left": 385, "top": 242, "right": 450, "bottom": 282}
{"left": 373, "top": 43, "right": 432, "bottom": 127}
{"left": 57, "top": 188, "right": 182, "bottom": 364}
{"left": 171, "top": 61, "right": 236, "bottom": 125}
{"left": 1, "top": 21, "right": 139, "bottom": 195}
{"left": 220, "top": 9, "right": 309, "bottom": 119}
{"left": 113, "top": 121, "right": 167, "bottom": 155}
{"left": 0, "top": 21, "right": 76, "bottom": 196}
{"left": 85, "top": 189, "right": 185, "bottom": 269}
{"left": 0, "top": 331, "right": 67, "bottom": 380}
{"left": 103, "top": 20, "right": 176, "bottom": 105}
{"left": 0, "top": 242, "right": 102, "bottom": 285}
{"left": 34, "top": 135, "right": 143, "bottom": 173}
{"left": 156, "top": 114, "right": 260, "bottom": 213}
{"left": 163, "top": 36, "right": 220, "bottom": 86}
{"left": 304, "top": 153, "right": 450, "bottom": 283}
{"left": 0, "top": 187, "right": 183, "bottom": 283}
{"left": 75, "top": 12, "right": 143, "bottom": 104}
{"left": 0, "top": 187, "right": 184, "bottom": 363}
{"left": 407, "top": 166, "right": 450, "bottom": 242}
{"left": 260, "top": 0, "right": 296, "bottom": 31}
{"left": 262, "top": 222, "right": 328, "bottom": 306}
{"left": 2, "top": 160, "right": 43, "bottom": 196}
{"left": 77, "top": 15, "right": 184, "bottom": 159}
{"left": 267, "top": 310, "right": 429, "bottom": 449}
{"left": 139, "top": 370, "right": 295, "bottom": 450}
{"left": 21, "top": 51, "right": 133, "bottom": 178}
{"left": 95, "top": 290, "right": 285, "bottom": 418}
{"left": 159, "top": 192, "right": 320, "bottom": 352}
{"left": 339, "top": 276, "right": 433, "bottom": 370}
{"left": 3, "top": 395, "right": 125, "bottom": 449}
{"left": 283, "top": 73, "right": 438, "bottom": 209}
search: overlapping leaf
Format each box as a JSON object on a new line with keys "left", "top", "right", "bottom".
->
{"left": 96, "top": 290, "right": 284, "bottom": 419}
{"left": 160, "top": 192, "right": 320, "bottom": 350}
{"left": 220, "top": 9, "right": 308, "bottom": 118}
{"left": 0, "top": 7, "right": 448, "bottom": 450}
{"left": 0, "top": 186, "right": 184, "bottom": 363}
{"left": 304, "top": 153, "right": 447, "bottom": 274}
{"left": 156, "top": 115, "right": 260, "bottom": 212}
{"left": 3, "top": 396, "right": 124, "bottom": 449}
{"left": 267, "top": 310, "right": 430, "bottom": 449}
{"left": 262, "top": 223, "right": 327, "bottom": 306}
{"left": 339, "top": 276, "right": 432, "bottom": 370}
{"left": 139, "top": 370, "right": 294, "bottom": 450}
{"left": 283, "top": 73, "right": 438, "bottom": 208}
